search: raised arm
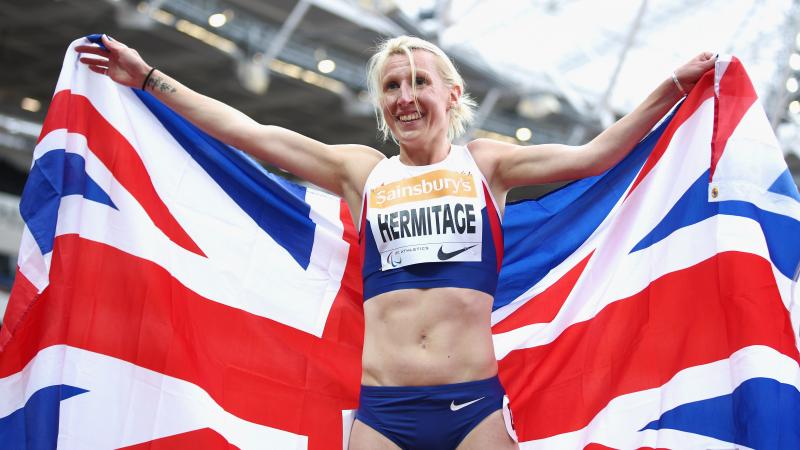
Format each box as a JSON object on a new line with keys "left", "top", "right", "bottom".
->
{"left": 472, "top": 52, "right": 716, "bottom": 194}
{"left": 75, "top": 35, "right": 384, "bottom": 203}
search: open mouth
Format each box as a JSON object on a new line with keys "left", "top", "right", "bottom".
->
{"left": 397, "top": 111, "right": 423, "bottom": 122}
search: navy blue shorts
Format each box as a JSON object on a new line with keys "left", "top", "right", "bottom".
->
{"left": 355, "top": 376, "right": 505, "bottom": 450}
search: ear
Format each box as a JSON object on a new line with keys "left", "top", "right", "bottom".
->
{"left": 448, "top": 84, "right": 462, "bottom": 110}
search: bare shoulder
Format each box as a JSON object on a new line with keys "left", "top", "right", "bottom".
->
{"left": 332, "top": 143, "right": 386, "bottom": 163}
{"left": 466, "top": 137, "right": 516, "bottom": 153}
{"left": 466, "top": 137, "right": 579, "bottom": 189}
{"left": 466, "top": 138, "right": 520, "bottom": 161}
{"left": 334, "top": 143, "right": 386, "bottom": 177}
{"left": 333, "top": 144, "right": 386, "bottom": 200}
{"left": 467, "top": 137, "right": 568, "bottom": 165}
{"left": 465, "top": 138, "right": 517, "bottom": 175}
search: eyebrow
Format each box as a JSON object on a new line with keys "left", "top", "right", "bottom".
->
{"left": 382, "top": 68, "right": 432, "bottom": 81}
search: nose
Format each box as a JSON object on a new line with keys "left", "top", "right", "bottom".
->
{"left": 398, "top": 82, "right": 414, "bottom": 106}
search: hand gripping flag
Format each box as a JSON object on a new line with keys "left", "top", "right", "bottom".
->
{"left": 1, "top": 35, "right": 799, "bottom": 449}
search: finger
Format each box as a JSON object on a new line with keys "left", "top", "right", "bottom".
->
{"left": 81, "top": 58, "right": 109, "bottom": 72}
{"left": 101, "top": 34, "right": 124, "bottom": 50}
{"left": 75, "top": 45, "right": 109, "bottom": 56}
{"left": 79, "top": 56, "right": 109, "bottom": 65}
{"left": 88, "top": 65, "right": 109, "bottom": 75}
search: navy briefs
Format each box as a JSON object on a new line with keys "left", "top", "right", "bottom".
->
{"left": 355, "top": 375, "right": 505, "bottom": 450}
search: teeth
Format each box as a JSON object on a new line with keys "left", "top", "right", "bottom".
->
{"left": 399, "top": 112, "right": 422, "bottom": 122}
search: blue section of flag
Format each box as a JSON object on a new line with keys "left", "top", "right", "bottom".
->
{"left": 631, "top": 169, "right": 800, "bottom": 278}
{"left": 134, "top": 90, "right": 316, "bottom": 270}
{"left": 19, "top": 150, "right": 117, "bottom": 255}
{"left": 494, "top": 111, "right": 673, "bottom": 309}
{"left": 0, "top": 384, "right": 88, "bottom": 450}
{"left": 630, "top": 170, "right": 714, "bottom": 254}
{"left": 720, "top": 201, "right": 800, "bottom": 279}
{"left": 768, "top": 168, "right": 800, "bottom": 201}
{"left": 640, "top": 377, "right": 800, "bottom": 449}
{"left": 85, "top": 33, "right": 109, "bottom": 51}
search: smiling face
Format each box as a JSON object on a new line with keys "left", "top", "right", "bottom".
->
{"left": 379, "top": 50, "right": 460, "bottom": 151}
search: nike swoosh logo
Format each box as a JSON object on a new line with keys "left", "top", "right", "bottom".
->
{"left": 450, "top": 396, "right": 485, "bottom": 411}
{"left": 437, "top": 244, "right": 477, "bottom": 261}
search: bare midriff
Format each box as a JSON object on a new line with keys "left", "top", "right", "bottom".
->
{"left": 361, "top": 286, "right": 498, "bottom": 386}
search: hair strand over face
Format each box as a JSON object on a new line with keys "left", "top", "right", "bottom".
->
{"left": 366, "top": 35, "right": 476, "bottom": 144}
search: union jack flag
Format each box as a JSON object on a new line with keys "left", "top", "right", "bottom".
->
{"left": 493, "top": 56, "right": 800, "bottom": 448}
{"left": 1, "top": 35, "right": 798, "bottom": 449}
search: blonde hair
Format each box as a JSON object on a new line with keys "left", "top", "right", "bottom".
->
{"left": 366, "top": 36, "right": 476, "bottom": 143}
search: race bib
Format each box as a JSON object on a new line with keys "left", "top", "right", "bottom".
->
{"left": 367, "top": 169, "right": 484, "bottom": 270}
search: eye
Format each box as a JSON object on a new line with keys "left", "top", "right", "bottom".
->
{"left": 384, "top": 81, "right": 399, "bottom": 91}
{"left": 415, "top": 76, "right": 427, "bottom": 86}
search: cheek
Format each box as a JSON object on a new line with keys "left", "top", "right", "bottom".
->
{"left": 380, "top": 94, "right": 396, "bottom": 111}
{"left": 380, "top": 99, "right": 397, "bottom": 125}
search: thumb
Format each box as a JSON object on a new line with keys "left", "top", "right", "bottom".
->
{"left": 101, "top": 34, "right": 121, "bottom": 52}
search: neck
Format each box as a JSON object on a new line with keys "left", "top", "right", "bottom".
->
{"left": 398, "top": 135, "right": 451, "bottom": 166}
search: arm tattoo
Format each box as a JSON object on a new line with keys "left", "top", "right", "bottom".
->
{"left": 145, "top": 75, "right": 177, "bottom": 94}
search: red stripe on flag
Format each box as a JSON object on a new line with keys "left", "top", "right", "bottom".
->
{"left": 498, "top": 251, "right": 798, "bottom": 441}
{"left": 0, "top": 268, "right": 39, "bottom": 351}
{"left": 323, "top": 200, "right": 364, "bottom": 341}
{"left": 492, "top": 252, "right": 593, "bottom": 333}
{"left": 39, "top": 90, "right": 205, "bottom": 257}
{"left": 710, "top": 57, "right": 758, "bottom": 179}
{"left": 312, "top": 200, "right": 364, "bottom": 449}
{"left": 358, "top": 197, "right": 367, "bottom": 269}
{"left": 0, "top": 233, "right": 362, "bottom": 449}
{"left": 627, "top": 71, "right": 716, "bottom": 197}
{"left": 118, "top": 428, "right": 239, "bottom": 450}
